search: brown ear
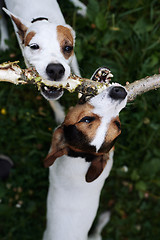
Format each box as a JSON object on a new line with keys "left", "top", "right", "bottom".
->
{"left": 3, "top": 8, "right": 28, "bottom": 43}
{"left": 44, "top": 126, "right": 68, "bottom": 168}
{"left": 11, "top": 15, "right": 28, "bottom": 42}
{"left": 86, "top": 154, "right": 109, "bottom": 182}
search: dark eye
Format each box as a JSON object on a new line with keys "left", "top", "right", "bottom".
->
{"left": 63, "top": 46, "right": 73, "bottom": 53}
{"left": 78, "top": 116, "right": 96, "bottom": 123}
{"left": 29, "top": 43, "right": 40, "bottom": 50}
{"left": 114, "top": 120, "right": 121, "bottom": 130}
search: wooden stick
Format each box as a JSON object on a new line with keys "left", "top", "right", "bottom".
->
{"left": 126, "top": 74, "right": 160, "bottom": 102}
{"left": 0, "top": 61, "right": 160, "bottom": 102}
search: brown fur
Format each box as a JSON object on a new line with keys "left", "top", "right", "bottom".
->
{"left": 57, "top": 25, "right": 74, "bottom": 59}
{"left": 11, "top": 15, "right": 28, "bottom": 43}
{"left": 44, "top": 124, "right": 110, "bottom": 182}
{"left": 44, "top": 127, "right": 67, "bottom": 168}
{"left": 86, "top": 153, "right": 109, "bottom": 182}
{"left": 105, "top": 116, "right": 121, "bottom": 143}
{"left": 24, "top": 31, "right": 36, "bottom": 46}
{"left": 99, "top": 117, "right": 121, "bottom": 153}
{"left": 44, "top": 103, "right": 121, "bottom": 182}
{"left": 64, "top": 103, "right": 101, "bottom": 142}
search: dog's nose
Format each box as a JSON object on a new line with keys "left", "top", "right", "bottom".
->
{"left": 109, "top": 86, "right": 127, "bottom": 100}
{"left": 46, "top": 63, "right": 65, "bottom": 81}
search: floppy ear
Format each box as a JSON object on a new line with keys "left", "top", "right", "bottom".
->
{"left": 44, "top": 126, "right": 68, "bottom": 168}
{"left": 86, "top": 153, "right": 109, "bottom": 182}
{"left": 3, "top": 8, "right": 29, "bottom": 43}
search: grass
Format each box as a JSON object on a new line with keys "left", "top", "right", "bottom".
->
{"left": 0, "top": 0, "right": 160, "bottom": 239}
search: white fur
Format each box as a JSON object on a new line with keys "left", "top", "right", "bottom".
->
{"left": 90, "top": 84, "right": 127, "bottom": 151}
{"left": 4, "top": 0, "right": 79, "bottom": 79}
{"left": 70, "top": 0, "right": 87, "bottom": 16}
{"left": 0, "top": 1, "right": 9, "bottom": 50}
{"left": 23, "top": 21, "right": 73, "bottom": 82}
{"left": 43, "top": 153, "right": 114, "bottom": 240}
{"left": 49, "top": 100, "right": 65, "bottom": 123}
{"left": 88, "top": 212, "right": 111, "bottom": 240}
{"left": 3, "top": 0, "right": 84, "bottom": 123}
{"left": 43, "top": 86, "right": 127, "bottom": 240}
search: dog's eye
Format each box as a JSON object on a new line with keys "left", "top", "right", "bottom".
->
{"left": 114, "top": 120, "right": 121, "bottom": 130}
{"left": 78, "top": 116, "right": 96, "bottom": 123}
{"left": 29, "top": 43, "right": 40, "bottom": 50}
{"left": 63, "top": 46, "right": 73, "bottom": 53}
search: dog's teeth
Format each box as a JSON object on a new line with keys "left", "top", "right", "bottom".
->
{"left": 108, "top": 73, "right": 113, "bottom": 78}
{"left": 44, "top": 86, "right": 49, "bottom": 91}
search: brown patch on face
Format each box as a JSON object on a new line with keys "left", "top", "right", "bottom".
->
{"left": 11, "top": 15, "right": 28, "bottom": 43}
{"left": 64, "top": 103, "right": 101, "bottom": 142}
{"left": 57, "top": 25, "right": 74, "bottom": 59}
{"left": 99, "top": 116, "right": 121, "bottom": 153}
{"left": 24, "top": 31, "right": 36, "bottom": 46}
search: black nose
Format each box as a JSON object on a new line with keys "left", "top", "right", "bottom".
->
{"left": 46, "top": 63, "right": 65, "bottom": 81}
{"left": 109, "top": 86, "right": 127, "bottom": 100}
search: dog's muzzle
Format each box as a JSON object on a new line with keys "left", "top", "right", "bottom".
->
{"left": 46, "top": 63, "right": 65, "bottom": 81}
{"left": 40, "top": 85, "right": 64, "bottom": 100}
{"left": 40, "top": 63, "right": 65, "bottom": 100}
{"left": 109, "top": 86, "right": 127, "bottom": 100}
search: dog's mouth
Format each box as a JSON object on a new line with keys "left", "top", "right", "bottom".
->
{"left": 40, "top": 85, "right": 64, "bottom": 100}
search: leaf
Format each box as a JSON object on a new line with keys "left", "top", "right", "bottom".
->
{"left": 87, "top": 0, "right": 100, "bottom": 22}
{"left": 95, "top": 13, "right": 107, "bottom": 31}
{"left": 133, "top": 18, "right": 147, "bottom": 36}
{"left": 131, "top": 169, "right": 140, "bottom": 181}
{"left": 141, "top": 158, "right": 160, "bottom": 178}
{"left": 135, "top": 181, "right": 147, "bottom": 192}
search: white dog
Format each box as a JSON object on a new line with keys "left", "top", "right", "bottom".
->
{"left": 2, "top": 0, "right": 86, "bottom": 122}
{"left": 43, "top": 85, "right": 127, "bottom": 240}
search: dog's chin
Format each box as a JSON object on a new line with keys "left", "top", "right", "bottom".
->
{"left": 40, "top": 85, "right": 64, "bottom": 100}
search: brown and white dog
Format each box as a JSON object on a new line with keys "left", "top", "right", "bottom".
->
{"left": 2, "top": 0, "right": 86, "bottom": 122}
{"left": 43, "top": 85, "right": 127, "bottom": 240}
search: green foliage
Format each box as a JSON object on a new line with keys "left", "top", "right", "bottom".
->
{"left": 0, "top": 0, "right": 160, "bottom": 239}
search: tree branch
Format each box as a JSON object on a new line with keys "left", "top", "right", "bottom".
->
{"left": 0, "top": 61, "right": 160, "bottom": 102}
{"left": 126, "top": 74, "right": 160, "bottom": 102}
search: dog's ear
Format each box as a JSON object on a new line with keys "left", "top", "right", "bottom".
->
{"left": 85, "top": 154, "right": 109, "bottom": 182}
{"left": 3, "top": 8, "right": 29, "bottom": 43}
{"left": 44, "top": 126, "right": 68, "bottom": 168}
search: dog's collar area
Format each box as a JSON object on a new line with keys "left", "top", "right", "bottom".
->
{"left": 31, "top": 17, "right": 49, "bottom": 23}
{"left": 67, "top": 146, "right": 110, "bottom": 182}
{"left": 67, "top": 145, "right": 105, "bottom": 162}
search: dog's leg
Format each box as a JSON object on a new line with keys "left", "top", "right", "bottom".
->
{"left": 0, "top": 1, "right": 9, "bottom": 51}
{"left": 69, "top": 0, "right": 87, "bottom": 17}
{"left": 49, "top": 100, "right": 65, "bottom": 124}
{"left": 88, "top": 211, "right": 111, "bottom": 240}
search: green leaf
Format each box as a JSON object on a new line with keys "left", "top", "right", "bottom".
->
{"left": 95, "top": 13, "right": 107, "bottom": 31}
{"left": 131, "top": 169, "right": 140, "bottom": 181}
{"left": 87, "top": 0, "right": 100, "bottom": 22}
{"left": 135, "top": 181, "right": 147, "bottom": 192}
{"left": 133, "top": 18, "right": 147, "bottom": 35}
{"left": 141, "top": 158, "right": 160, "bottom": 178}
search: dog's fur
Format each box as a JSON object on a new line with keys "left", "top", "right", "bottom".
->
{"left": 43, "top": 85, "right": 127, "bottom": 240}
{"left": 2, "top": 0, "right": 85, "bottom": 122}
{"left": 0, "top": 0, "right": 9, "bottom": 51}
